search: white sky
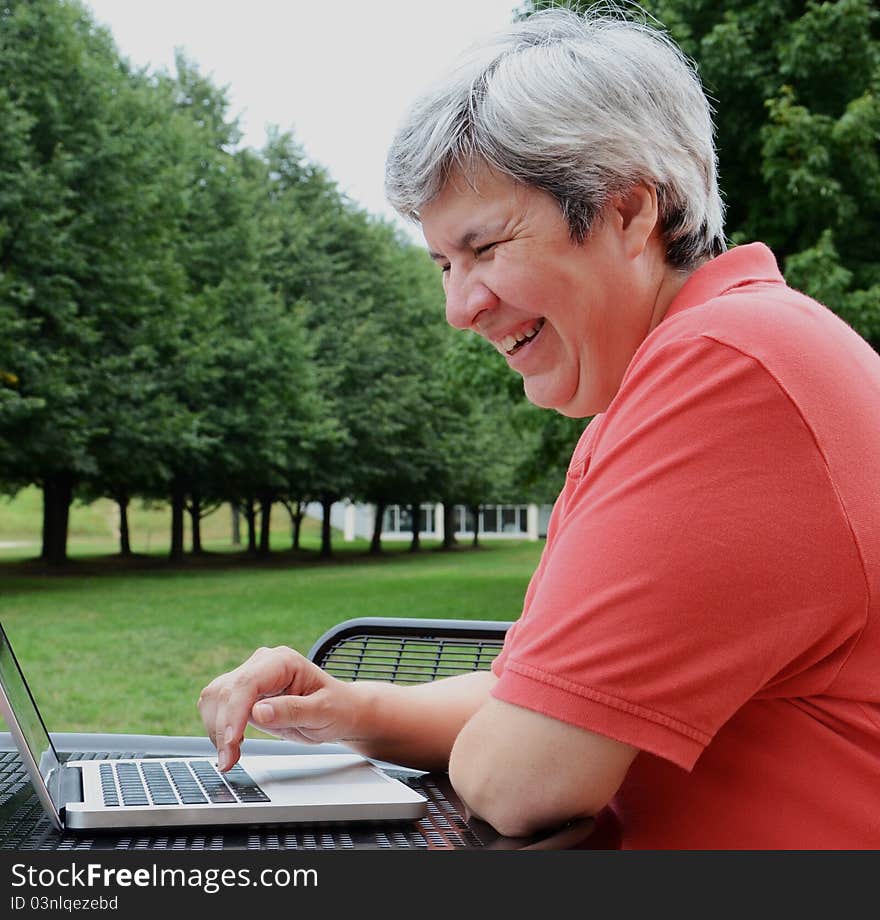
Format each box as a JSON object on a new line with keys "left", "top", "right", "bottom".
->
{"left": 83, "top": 0, "right": 522, "bottom": 244}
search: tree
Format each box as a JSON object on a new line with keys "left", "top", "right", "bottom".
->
{"left": 525, "top": 0, "right": 880, "bottom": 346}
{"left": 259, "top": 131, "right": 358, "bottom": 557}
{"left": 424, "top": 334, "right": 585, "bottom": 531}
{"left": 0, "top": 0, "right": 191, "bottom": 564}
{"left": 155, "top": 56, "right": 312, "bottom": 561}
{"left": 348, "top": 226, "right": 450, "bottom": 555}
{"left": 74, "top": 70, "right": 195, "bottom": 557}
{"left": 435, "top": 331, "right": 581, "bottom": 545}
{"left": 259, "top": 131, "right": 456, "bottom": 558}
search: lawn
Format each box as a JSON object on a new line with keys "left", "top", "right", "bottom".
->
{"left": 0, "top": 486, "right": 306, "bottom": 559}
{"left": 0, "top": 535, "right": 541, "bottom": 742}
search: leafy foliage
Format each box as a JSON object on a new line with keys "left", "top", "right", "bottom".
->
{"left": 0, "top": 0, "right": 541, "bottom": 563}
{"left": 525, "top": 0, "right": 880, "bottom": 349}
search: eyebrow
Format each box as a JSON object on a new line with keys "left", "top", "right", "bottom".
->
{"left": 428, "top": 225, "right": 505, "bottom": 262}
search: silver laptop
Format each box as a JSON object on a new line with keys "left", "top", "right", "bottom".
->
{"left": 0, "top": 621, "right": 426, "bottom": 831}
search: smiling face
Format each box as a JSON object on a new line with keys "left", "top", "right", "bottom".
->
{"left": 421, "top": 167, "right": 682, "bottom": 417}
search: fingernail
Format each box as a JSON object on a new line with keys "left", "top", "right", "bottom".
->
{"left": 253, "top": 702, "right": 273, "bottom": 722}
{"left": 224, "top": 725, "right": 236, "bottom": 745}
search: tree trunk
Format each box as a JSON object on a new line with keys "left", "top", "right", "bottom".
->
{"left": 291, "top": 502, "right": 304, "bottom": 550}
{"left": 258, "top": 494, "right": 272, "bottom": 557}
{"left": 442, "top": 500, "right": 457, "bottom": 550}
{"left": 117, "top": 495, "right": 131, "bottom": 556}
{"left": 281, "top": 500, "right": 304, "bottom": 550}
{"left": 409, "top": 502, "right": 420, "bottom": 553}
{"left": 170, "top": 484, "right": 186, "bottom": 561}
{"left": 231, "top": 503, "right": 241, "bottom": 546}
{"left": 189, "top": 493, "right": 202, "bottom": 554}
{"left": 244, "top": 499, "right": 257, "bottom": 554}
{"left": 41, "top": 472, "right": 73, "bottom": 566}
{"left": 369, "top": 501, "right": 386, "bottom": 555}
{"left": 320, "top": 496, "right": 334, "bottom": 558}
{"left": 470, "top": 504, "right": 481, "bottom": 548}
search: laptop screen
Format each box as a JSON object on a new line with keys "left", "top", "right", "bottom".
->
{"left": 0, "top": 622, "right": 63, "bottom": 805}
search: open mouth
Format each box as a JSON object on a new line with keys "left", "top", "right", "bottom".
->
{"left": 502, "top": 318, "right": 545, "bottom": 356}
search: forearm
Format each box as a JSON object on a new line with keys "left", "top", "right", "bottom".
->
{"left": 341, "top": 670, "right": 496, "bottom": 772}
{"left": 448, "top": 697, "right": 638, "bottom": 837}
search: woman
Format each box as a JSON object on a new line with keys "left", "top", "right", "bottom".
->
{"left": 200, "top": 7, "right": 880, "bottom": 848}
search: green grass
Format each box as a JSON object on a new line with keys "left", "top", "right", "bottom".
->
{"left": 0, "top": 486, "right": 310, "bottom": 559}
{"left": 0, "top": 539, "right": 540, "bottom": 742}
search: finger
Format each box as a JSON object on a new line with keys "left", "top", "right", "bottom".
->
{"left": 216, "top": 712, "right": 242, "bottom": 772}
{"left": 257, "top": 725, "right": 321, "bottom": 746}
{"left": 251, "top": 691, "right": 332, "bottom": 739}
{"left": 198, "top": 695, "right": 216, "bottom": 749}
{"left": 198, "top": 680, "right": 223, "bottom": 750}
{"left": 213, "top": 647, "right": 302, "bottom": 768}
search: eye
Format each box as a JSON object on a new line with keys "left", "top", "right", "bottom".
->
{"left": 474, "top": 242, "right": 499, "bottom": 259}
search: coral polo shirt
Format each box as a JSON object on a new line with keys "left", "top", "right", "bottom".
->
{"left": 492, "top": 244, "right": 880, "bottom": 848}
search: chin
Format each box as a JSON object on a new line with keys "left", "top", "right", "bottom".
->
{"left": 554, "top": 404, "right": 598, "bottom": 420}
{"left": 524, "top": 383, "right": 597, "bottom": 419}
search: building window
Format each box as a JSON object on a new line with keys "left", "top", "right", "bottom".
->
{"left": 383, "top": 504, "right": 434, "bottom": 534}
{"left": 501, "top": 506, "right": 520, "bottom": 532}
{"left": 476, "top": 504, "right": 528, "bottom": 535}
{"left": 460, "top": 506, "right": 476, "bottom": 534}
{"left": 381, "top": 502, "right": 531, "bottom": 537}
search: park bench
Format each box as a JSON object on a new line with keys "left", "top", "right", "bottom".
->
{"left": 307, "top": 616, "right": 512, "bottom": 684}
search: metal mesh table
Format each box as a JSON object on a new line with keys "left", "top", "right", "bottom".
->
{"left": 0, "top": 734, "right": 595, "bottom": 850}
{"left": 0, "top": 739, "right": 493, "bottom": 851}
{"left": 0, "top": 618, "right": 596, "bottom": 850}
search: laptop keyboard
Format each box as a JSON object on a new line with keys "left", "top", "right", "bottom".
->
{"left": 1, "top": 748, "right": 487, "bottom": 849}
{"left": 99, "top": 761, "right": 269, "bottom": 808}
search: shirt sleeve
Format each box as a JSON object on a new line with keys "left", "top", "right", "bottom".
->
{"left": 492, "top": 332, "right": 867, "bottom": 770}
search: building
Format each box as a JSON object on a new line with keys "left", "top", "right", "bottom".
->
{"left": 305, "top": 502, "right": 553, "bottom": 542}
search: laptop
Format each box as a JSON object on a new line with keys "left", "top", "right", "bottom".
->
{"left": 0, "top": 621, "right": 427, "bottom": 832}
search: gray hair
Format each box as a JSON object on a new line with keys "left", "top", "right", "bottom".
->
{"left": 385, "top": 4, "right": 726, "bottom": 268}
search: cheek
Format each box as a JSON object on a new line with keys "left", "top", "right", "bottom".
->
{"left": 551, "top": 304, "right": 595, "bottom": 361}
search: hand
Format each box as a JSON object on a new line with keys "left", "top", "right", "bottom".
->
{"left": 197, "top": 646, "right": 358, "bottom": 771}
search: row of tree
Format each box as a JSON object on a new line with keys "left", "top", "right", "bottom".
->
{"left": 0, "top": 0, "right": 572, "bottom": 565}
{"left": 3, "top": 0, "right": 877, "bottom": 566}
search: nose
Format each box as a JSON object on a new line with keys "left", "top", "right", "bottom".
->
{"left": 444, "top": 272, "right": 499, "bottom": 331}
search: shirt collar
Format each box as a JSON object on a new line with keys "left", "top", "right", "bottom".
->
{"left": 664, "top": 242, "right": 784, "bottom": 321}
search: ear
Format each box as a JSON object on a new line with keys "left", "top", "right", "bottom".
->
{"left": 610, "top": 184, "right": 659, "bottom": 260}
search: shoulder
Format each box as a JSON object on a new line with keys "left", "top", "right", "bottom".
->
{"left": 607, "top": 262, "right": 880, "bottom": 456}
{"left": 643, "top": 245, "right": 876, "bottom": 392}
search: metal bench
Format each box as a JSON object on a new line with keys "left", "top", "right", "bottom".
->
{"left": 307, "top": 616, "right": 513, "bottom": 682}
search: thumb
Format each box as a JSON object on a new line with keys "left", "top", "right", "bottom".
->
{"left": 251, "top": 691, "right": 329, "bottom": 733}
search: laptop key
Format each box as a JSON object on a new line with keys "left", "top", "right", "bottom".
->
{"left": 99, "top": 764, "right": 120, "bottom": 806}
{"left": 115, "top": 763, "right": 150, "bottom": 806}
{"left": 189, "top": 760, "right": 244, "bottom": 804}
{"left": 165, "top": 761, "right": 209, "bottom": 805}
{"left": 141, "top": 763, "right": 181, "bottom": 806}
{"left": 224, "top": 764, "right": 271, "bottom": 803}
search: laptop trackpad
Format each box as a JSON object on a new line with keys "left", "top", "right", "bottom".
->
{"left": 263, "top": 763, "right": 382, "bottom": 786}
{"left": 242, "top": 754, "right": 406, "bottom": 804}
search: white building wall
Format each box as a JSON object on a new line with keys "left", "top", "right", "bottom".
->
{"left": 305, "top": 501, "right": 551, "bottom": 542}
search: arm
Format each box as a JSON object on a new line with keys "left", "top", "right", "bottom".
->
{"left": 343, "top": 670, "right": 496, "bottom": 771}
{"left": 197, "top": 645, "right": 495, "bottom": 773}
{"left": 449, "top": 696, "right": 638, "bottom": 838}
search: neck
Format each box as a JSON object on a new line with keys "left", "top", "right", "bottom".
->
{"left": 648, "top": 259, "right": 704, "bottom": 334}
